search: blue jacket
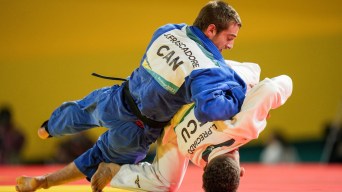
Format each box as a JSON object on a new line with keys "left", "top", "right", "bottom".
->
{"left": 128, "top": 24, "right": 246, "bottom": 123}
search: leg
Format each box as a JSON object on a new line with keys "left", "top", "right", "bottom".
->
{"left": 41, "top": 87, "right": 113, "bottom": 138}
{"left": 106, "top": 123, "right": 189, "bottom": 192}
{"left": 16, "top": 162, "right": 85, "bottom": 192}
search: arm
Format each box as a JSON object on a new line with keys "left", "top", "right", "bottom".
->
{"left": 174, "top": 75, "right": 292, "bottom": 166}
{"left": 189, "top": 67, "right": 246, "bottom": 122}
{"left": 214, "top": 75, "right": 293, "bottom": 141}
{"left": 190, "top": 60, "right": 261, "bottom": 122}
{"left": 225, "top": 60, "right": 261, "bottom": 91}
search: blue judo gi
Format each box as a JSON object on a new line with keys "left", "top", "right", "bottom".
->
{"left": 45, "top": 23, "right": 247, "bottom": 179}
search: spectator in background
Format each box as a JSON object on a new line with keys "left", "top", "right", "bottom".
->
{"left": 323, "top": 121, "right": 342, "bottom": 163}
{"left": 0, "top": 106, "right": 26, "bottom": 164}
{"left": 52, "top": 132, "right": 94, "bottom": 164}
{"left": 260, "top": 130, "right": 299, "bottom": 164}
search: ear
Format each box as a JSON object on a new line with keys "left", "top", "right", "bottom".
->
{"left": 204, "top": 24, "right": 217, "bottom": 39}
{"left": 240, "top": 167, "right": 245, "bottom": 177}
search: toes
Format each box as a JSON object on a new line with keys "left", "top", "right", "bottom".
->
{"left": 15, "top": 177, "right": 25, "bottom": 192}
{"left": 91, "top": 170, "right": 101, "bottom": 191}
{"left": 91, "top": 163, "right": 111, "bottom": 192}
{"left": 15, "top": 185, "right": 20, "bottom": 192}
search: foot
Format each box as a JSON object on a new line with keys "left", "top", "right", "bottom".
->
{"left": 15, "top": 176, "right": 47, "bottom": 192}
{"left": 37, "top": 127, "right": 50, "bottom": 139}
{"left": 38, "top": 120, "right": 51, "bottom": 139}
{"left": 91, "top": 162, "right": 121, "bottom": 192}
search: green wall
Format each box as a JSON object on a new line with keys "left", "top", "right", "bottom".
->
{"left": 1, "top": 0, "right": 341, "bottom": 162}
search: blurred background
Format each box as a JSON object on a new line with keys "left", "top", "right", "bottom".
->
{"left": 0, "top": 0, "right": 341, "bottom": 165}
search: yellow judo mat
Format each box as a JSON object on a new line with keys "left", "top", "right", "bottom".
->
{"left": 2, "top": 164, "right": 342, "bottom": 192}
{"left": 1, "top": 185, "right": 131, "bottom": 192}
{"left": 0, "top": 165, "right": 134, "bottom": 192}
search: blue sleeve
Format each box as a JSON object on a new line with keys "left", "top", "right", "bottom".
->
{"left": 188, "top": 67, "right": 246, "bottom": 122}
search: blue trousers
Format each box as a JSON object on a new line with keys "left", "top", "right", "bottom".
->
{"left": 47, "top": 85, "right": 162, "bottom": 179}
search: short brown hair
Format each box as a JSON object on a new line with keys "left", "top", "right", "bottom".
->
{"left": 202, "top": 155, "right": 240, "bottom": 192}
{"left": 193, "top": 1, "right": 242, "bottom": 34}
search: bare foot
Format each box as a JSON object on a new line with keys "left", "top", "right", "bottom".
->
{"left": 91, "top": 162, "right": 121, "bottom": 192}
{"left": 15, "top": 176, "right": 47, "bottom": 192}
{"left": 37, "top": 127, "right": 50, "bottom": 139}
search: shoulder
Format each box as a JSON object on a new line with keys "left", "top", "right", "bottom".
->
{"left": 152, "top": 23, "right": 187, "bottom": 37}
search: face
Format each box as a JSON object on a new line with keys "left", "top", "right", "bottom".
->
{"left": 205, "top": 22, "right": 240, "bottom": 52}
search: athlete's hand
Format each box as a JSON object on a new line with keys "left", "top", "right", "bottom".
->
{"left": 91, "top": 162, "right": 121, "bottom": 192}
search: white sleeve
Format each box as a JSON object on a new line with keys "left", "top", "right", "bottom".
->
{"left": 214, "top": 75, "right": 293, "bottom": 140}
{"left": 110, "top": 126, "right": 189, "bottom": 192}
{"left": 225, "top": 60, "right": 261, "bottom": 91}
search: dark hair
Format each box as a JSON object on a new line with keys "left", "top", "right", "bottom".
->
{"left": 202, "top": 155, "right": 240, "bottom": 192}
{"left": 0, "top": 106, "right": 12, "bottom": 125}
{"left": 193, "top": 1, "right": 242, "bottom": 34}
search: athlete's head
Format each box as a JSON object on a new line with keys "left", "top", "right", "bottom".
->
{"left": 193, "top": 1, "right": 242, "bottom": 52}
{"left": 202, "top": 149, "right": 244, "bottom": 192}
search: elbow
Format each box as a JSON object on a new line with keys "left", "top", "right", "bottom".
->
{"left": 194, "top": 110, "right": 210, "bottom": 123}
{"left": 243, "top": 130, "right": 260, "bottom": 141}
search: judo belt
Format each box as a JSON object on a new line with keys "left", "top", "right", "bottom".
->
{"left": 92, "top": 72, "right": 169, "bottom": 128}
{"left": 201, "top": 139, "right": 236, "bottom": 162}
{"left": 122, "top": 81, "right": 170, "bottom": 128}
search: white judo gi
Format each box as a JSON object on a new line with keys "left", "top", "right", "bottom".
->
{"left": 109, "top": 61, "right": 293, "bottom": 192}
